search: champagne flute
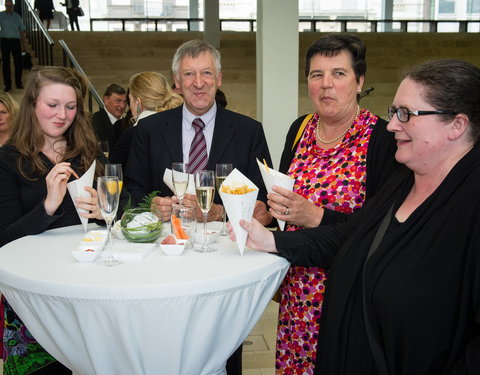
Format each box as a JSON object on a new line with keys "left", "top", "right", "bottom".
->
{"left": 172, "top": 162, "right": 189, "bottom": 205}
{"left": 194, "top": 170, "right": 216, "bottom": 252}
{"left": 105, "top": 164, "right": 123, "bottom": 193}
{"left": 97, "top": 176, "right": 121, "bottom": 266}
{"left": 215, "top": 163, "right": 233, "bottom": 236}
{"left": 99, "top": 141, "right": 109, "bottom": 160}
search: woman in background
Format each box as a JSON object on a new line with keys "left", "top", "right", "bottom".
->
{"left": 0, "top": 92, "right": 18, "bottom": 146}
{"left": 268, "top": 34, "right": 398, "bottom": 374}
{"left": 0, "top": 66, "right": 108, "bottom": 374}
{"left": 34, "top": 0, "right": 54, "bottom": 30}
{"left": 110, "top": 71, "right": 183, "bottom": 170}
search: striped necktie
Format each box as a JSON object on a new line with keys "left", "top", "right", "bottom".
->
{"left": 188, "top": 117, "right": 208, "bottom": 173}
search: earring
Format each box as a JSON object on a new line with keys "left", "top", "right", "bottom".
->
{"left": 136, "top": 105, "right": 142, "bottom": 114}
{"left": 357, "top": 89, "right": 362, "bottom": 94}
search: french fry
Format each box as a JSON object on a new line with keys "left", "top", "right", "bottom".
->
{"left": 220, "top": 184, "right": 256, "bottom": 195}
{"left": 263, "top": 158, "right": 270, "bottom": 173}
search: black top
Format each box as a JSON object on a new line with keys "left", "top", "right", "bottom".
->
{"left": 0, "top": 145, "right": 127, "bottom": 247}
{"left": 278, "top": 114, "right": 398, "bottom": 225}
{"left": 274, "top": 144, "right": 480, "bottom": 374}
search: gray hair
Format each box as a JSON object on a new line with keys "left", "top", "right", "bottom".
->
{"left": 172, "top": 40, "right": 221, "bottom": 79}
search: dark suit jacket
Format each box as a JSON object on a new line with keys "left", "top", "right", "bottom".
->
{"left": 124, "top": 105, "right": 272, "bottom": 206}
{"left": 92, "top": 108, "right": 117, "bottom": 153}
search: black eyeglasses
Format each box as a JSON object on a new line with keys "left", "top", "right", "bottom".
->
{"left": 388, "top": 106, "right": 457, "bottom": 123}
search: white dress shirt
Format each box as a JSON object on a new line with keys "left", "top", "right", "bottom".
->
{"left": 181, "top": 103, "right": 217, "bottom": 164}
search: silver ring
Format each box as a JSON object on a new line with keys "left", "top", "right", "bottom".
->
{"left": 285, "top": 208, "right": 289, "bottom": 215}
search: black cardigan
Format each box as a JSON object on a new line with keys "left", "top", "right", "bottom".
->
{"left": 278, "top": 114, "right": 399, "bottom": 224}
{"left": 0, "top": 145, "right": 128, "bottom": 247}
{"left": 274, "top": 144, "right": 480, "bottom": 374}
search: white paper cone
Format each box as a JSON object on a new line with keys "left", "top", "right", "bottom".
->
{"left": 256, "top": 158, "right": 295, "bottom": 230}
{"left": 163, "top": 168, "right": 195, "bottom": 195}
{"left": 219, "top": 169, "right": 258, "bottom": 255}
{"left": 67, "top": 161, "right": 96, "bottom": 232}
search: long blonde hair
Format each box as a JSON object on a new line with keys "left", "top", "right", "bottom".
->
{"left": 129, "top": 71, "right": 183, "bottom": 113}
{"left": 9, "top": 66, "right": 100, "bottom": 179}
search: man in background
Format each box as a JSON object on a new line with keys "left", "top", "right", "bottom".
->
{"left": 92, "top": 83, "right": 127, "bottom": 154}
{"left": 0, "top": 0, "right": 26, "bottom": 92}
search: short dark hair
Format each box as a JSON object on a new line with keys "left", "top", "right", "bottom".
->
{"left": 305, "top": 33, "right": 367, "bottom": 82}
{"left": 404, "top": 59, "right": 480, "bottom": 143}
{"left": 215, "top": 89, "right": 227, "bottom": 108}
{"left": 103, "top": 83, "right": 126, "bottom": 98}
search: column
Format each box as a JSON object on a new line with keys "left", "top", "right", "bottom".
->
{"left": 204, "top": 0, "right": 220, "bottom": 48}
{"left": 257, "top": 0, "right": 299, "bottom": 167}
{"left": 189, "top": 0, "right": 199, "bottom": 31}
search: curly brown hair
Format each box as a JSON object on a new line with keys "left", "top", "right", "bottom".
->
{"left": 9, "top": 66, "right": 102, "bottom": 179}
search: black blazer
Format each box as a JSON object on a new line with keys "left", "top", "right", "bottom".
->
{"left": 92, "top": 108, "right": 116, "bottom": 153}
{"left": 124, "top": 105, "right": 272, "bottom": 205}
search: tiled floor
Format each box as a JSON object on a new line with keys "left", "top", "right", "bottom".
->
{"left": 243, "top": 300, "right": 278, "bottom": 374}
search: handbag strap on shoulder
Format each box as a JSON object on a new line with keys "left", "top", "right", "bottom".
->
{"left": 291, "top": 114, "right": 313, "bottom": 152}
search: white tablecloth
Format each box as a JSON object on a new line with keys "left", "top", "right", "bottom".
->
{"left": 0, "top": 224, "right": 289, "bottom": 375}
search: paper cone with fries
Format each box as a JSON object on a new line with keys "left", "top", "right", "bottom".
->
{"left": 256, "top": 158, "right": 294, "bottom": 230}
{"left": 219, "top": 169, "right": 258, "bottom": 254}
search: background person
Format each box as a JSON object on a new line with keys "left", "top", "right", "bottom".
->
{"left": 0, "top": 66, "right": 109, "bottom": 374}
{"left": 0, "top": 92, "right": 18, "bottom": 146}
{"left": 0, "top": 0, "right": 26, "bottom": 92}
{"left": 231, "top": 58, "right": 480, "bottom": 375}
{"left": 34, "top": 0, "right": 54, "bottom": 30}
{"left": 91, "top": 83, "right": 127, "bottom": 155}
{"left": 60, "top": 0, "right": 80, "bottom": 31}
{"left": 269, "top": 33, "right": 397, "bottom": 374}
{"left": 110, "top": 71, "right": 183, "bottom": 171}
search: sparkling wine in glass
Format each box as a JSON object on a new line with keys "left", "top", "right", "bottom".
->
{"left": 97, "top": 176, "right": 121, "bottom": 266}
{"left": 194, "top": 170, "right": 216, "bottom": 252}
{"left": 215, "top": 163, "right": 233, "bottom": 236}
{"left": 172, "top": 162, "right": 189, "bottom": 205}
{"left": 105, "top": 164, "right": 123, "bottom": 193}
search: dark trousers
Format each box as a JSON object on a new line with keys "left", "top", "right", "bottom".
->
{"left": 67, "top": 10, "right": 80, "bottom": 31}
{"left": 0, "top": 38, "right": 22, "bottom": 89}
{"left": 226, "top": 344, "right": 243, "bottom": 375}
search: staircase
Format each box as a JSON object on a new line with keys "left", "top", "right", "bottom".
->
{"left": 35, "top": 31, "right": 480, "bottom": 120}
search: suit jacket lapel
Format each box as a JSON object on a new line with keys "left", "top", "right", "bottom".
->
{"left": 208, "top": 107, "right": 235, "bottom": 169}
{"left": 162, "top": 106, "right": 184, "bottom": 163}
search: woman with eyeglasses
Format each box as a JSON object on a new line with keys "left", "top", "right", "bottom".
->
{"left": 267, "top": 33, "right": 399, "bottom": 374}
{"left": 229, "top": 59, "right": 480, "bottom": 375}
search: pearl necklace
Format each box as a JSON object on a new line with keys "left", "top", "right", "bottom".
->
{"left": 316, "top": 106, "right": 360, "bottom": 144}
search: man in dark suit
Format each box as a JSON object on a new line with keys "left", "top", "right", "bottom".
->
{"left": 124, "top": 40, "right": 272, "bottom": 374}
{"left": 92, "top": 83, "right": 127, "bottom": 154}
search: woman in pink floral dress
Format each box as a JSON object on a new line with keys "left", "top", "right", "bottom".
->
{"left": 267, "top": 34, "right": 398, "bottom": 374}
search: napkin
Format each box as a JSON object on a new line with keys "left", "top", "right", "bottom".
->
{"left": 219, "top": 169, "right": 258, "bottom": 255}
{"left": 256, "top": 158, "right": 295, "bottom": 231}
{"left": 67, "top": 161, "right": 96, "bottom": 232}
{"left": 109, "top": 243, "right": 156, "bottom": 262}
{"left": 163, "top": 168, "right": 195, "bottom": 195}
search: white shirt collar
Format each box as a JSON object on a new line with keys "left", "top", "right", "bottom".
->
{"left": 133, "top": 110, "right": 156, "bottom": 126}
{"left": 105, "top": 109, "right": 120, "bottom": 125}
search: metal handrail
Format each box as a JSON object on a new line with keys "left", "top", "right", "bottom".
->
{"left": 58, "top": 39, "right": 103, "bottom": 113}
{"left": 88, "top": 17, "right": 480, "bottom": 33}
{"left": 20, "top": 0, "right": 54, "bottom": 65}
